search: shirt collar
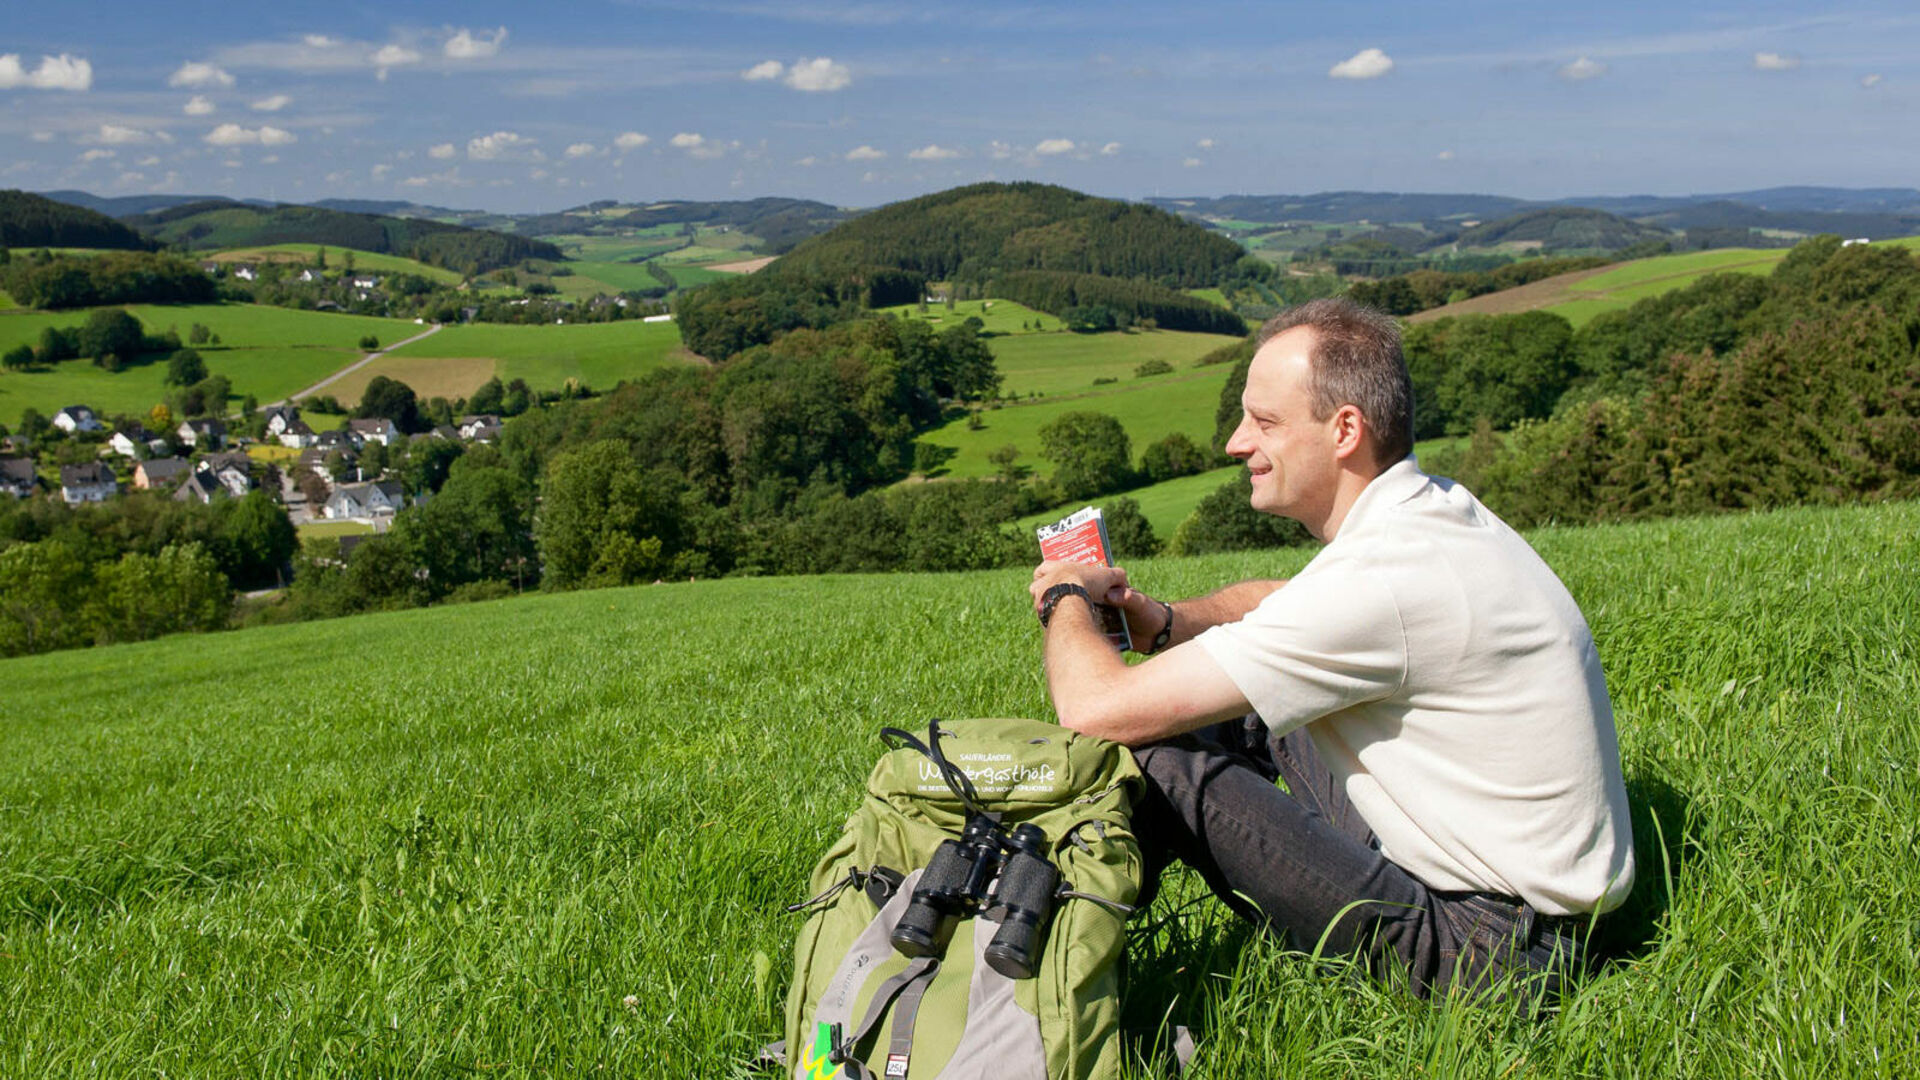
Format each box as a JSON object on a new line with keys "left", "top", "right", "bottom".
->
{"left": 1330, "top": 455, "right": 1428, "bottom": 541}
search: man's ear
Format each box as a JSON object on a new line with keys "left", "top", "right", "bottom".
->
{"left": 1330, "top": 404, "right": 1369, "bottom": 461}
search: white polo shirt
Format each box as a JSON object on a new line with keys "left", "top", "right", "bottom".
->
{"left": 1195, "top": 457, "right": 1635, "bottom": 915}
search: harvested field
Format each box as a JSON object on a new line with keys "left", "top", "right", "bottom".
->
{"left": 326, "top": 354, "right": 499, "bottom": 407}
{"left": 704, "top": 256, "right": 776, "bottom": 273}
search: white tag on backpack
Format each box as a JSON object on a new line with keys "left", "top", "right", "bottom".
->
{"left": 885, "top": 1053, "right": 909, "bottom": 1076}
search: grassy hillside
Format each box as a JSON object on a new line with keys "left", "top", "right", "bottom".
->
{"left": 3, "top": 499, "right": 1915, "bottom": 1074}
{"left": 0, "top": 303, "right": 417, "bottom": 426}
{"left": 990, "top": 329, "right": 1233, "bottom": 397}
{"left": 919, "top": 365, "right": 1233, "bottom": 480}
{"left": 379, "top": 318, "right": 693, "bottom": 392}
{"left": 210, "top": 244, "right": 465, "bottom": 286}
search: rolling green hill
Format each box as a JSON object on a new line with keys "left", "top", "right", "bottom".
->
{"left": 2, "top": 499, "right": 1914, "bottom": 1074}
{"left": 0, "top": 190, "right": 157, "bottom": 251}
{"left": 1453, "top": 207, "right": 1673, "bottom": 252}
{"left": 209, "top": 244, "right": 465, "bottom": 286}
{"left": 774, "top": 182, "right": 1246, "bottom": 287}
{"left": 124, "top": 202, "right": 561, "bottom": 275}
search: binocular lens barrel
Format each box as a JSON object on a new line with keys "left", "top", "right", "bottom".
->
{"left": 984, "top": 824, "right": 1059, "bottom": 980}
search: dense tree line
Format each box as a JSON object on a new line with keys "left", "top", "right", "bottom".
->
{"left": 673, "top": 267, "right": 920, "bottom": 360}
{"left": 1423, "top": 236, "right": 1920, "bottom": 528}
{"left": 776, "top": 182, "right": 1245, "bottom": 288}
{"left": 0, "top": 249, "right": 217, "bottom": 309}
{"left": 0, "top": 190, "right": 157, "bottom": 250}
{"left": 0, "top": 489, "right": 296, "bottom": 656}
{"left": 990, "top": 270, "right": 1247, "bottom": 336}
{"left": 125, "top": 202, "right": 562, "bottom": 275}
{"left": 1451, "top": 208, "right": 1673, "bottom": 252}
{"left": 1347, "top": 255, "right": 1614, "bottom": 316}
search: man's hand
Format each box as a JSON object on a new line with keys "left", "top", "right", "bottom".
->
{"left": 1029, "top": 560, "right": 1130, "bottom": 618}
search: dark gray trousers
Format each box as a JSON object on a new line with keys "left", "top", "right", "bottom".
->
{"left": 1131, "top": 715, "right": 1584, "bottom": 999}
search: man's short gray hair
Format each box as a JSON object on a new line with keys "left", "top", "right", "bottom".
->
{"left": 1257, "top": 297, "right": 1414, "bottom": 465}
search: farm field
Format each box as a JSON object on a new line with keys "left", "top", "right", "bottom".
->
{"left": 380, "top": 318, "right": 693, "bottom": 392}
{"left": 989, "top": 329, "right": 1236, "bottom": 397}
{"left": 1409, "top": 247, "right": 1792, "bottom": 327}
{"left": 918, "top": 364, "right": 1233, "bottom": 481}
{"left": 0, "top": 303, "right": 418, "bottom": 426}
{"left": 326, "top": 353, "right": 498, "bottom": 408}
{"left": 209, "top": 245, "right": 465, "bottom": 286}
{"left": 874, "top": 297, "right": 1064, "bottom": 335}
{"left": 3, "top": 499, "right": 1915, "bottom": 1075}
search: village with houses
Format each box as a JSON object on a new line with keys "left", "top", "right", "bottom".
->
{"left": 0, "top": 397, "right": 502, "bottom": 532}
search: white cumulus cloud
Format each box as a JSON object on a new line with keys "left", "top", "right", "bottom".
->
{"left": 1753, "top": 52, "right": 1800, "bottom": 72}
{"left": 303, "top": 34, "right": 339, "bottom": 48}
{"left": 445, "top": 27, "right": 507, "bottom": 60}
{"left": 184, "top": 95, "right": 215, "bottom": 115}
{"left": 846, "top": 144, "right": 886, "bottom": 161}
{"left": 795, "top": 155, "right": 818, "bottom": 167}
{"left": 0, "top": 53, "right": 93, "bottom": 91}
{"left": 137, "top": 155, "right": 160, "bottom": 166}
{"left": 428, "top": 142, "right": 457, "bottom": 159}
{"left": 988, "top": 141, "right": 1014, "bottom": 160}
{"left": 1559, "top": 56, "right": 1607, "bottom": 81}
{"left": 1100, "top": 142, "right": 1121, "bottom": 156}
{"left": 79, "top": 148, "right": 116, "bottom": 163}
{"left": 98, "top": 124, "right": 159, "bottom": 144}
{"left": 252, "top": 94, "right": 292, "bottom": 111}
{"left": 614, "top": 131, "right": 650, "bottom": 150}
{"left": 373, "top": 44, "right": 422, "bottom": 79}
{"left": 1183, "top": 157, "right": 1202, "bottom": 168}
{"left": 468, "top": 131, "right": 533, "bottom": 159}
{"left": 1862, "top": 73, "right": 1883, "bottom": 88}
{"left": 742, "top": 59, "right": 784, "bottom": 81}
{"left": 1437, "top": 149, "right": 1455, "bottom": 160}
{"left": 1034, "top": 138, "right": 1076, "bottom": 155}
{"left": 1329, "top": 48, "right": 1393, "bottom": 80}
{"left": 671, "top": 132, "right": 707, "bottom": 148}
{"left": 205, "top": 123, "right": 296, "bottom": 147}
{"left": 565, "top": 142, "right": 597, "bottom": 158}
{"left": 785, "top": 57, "right": 851, "bottom": 92}
{"left": 169, "top": 61, "right": 234, "bottom": 89}
{"left": 1196, "top": 138, "right": 1215, "bottom": 149}
{"left": 907, "top": 144, "right": 960, "bottom": 161}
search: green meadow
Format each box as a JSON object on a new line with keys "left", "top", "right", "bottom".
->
{"left": 211, "top": 245, "right": 466, "bottom": 286}
{"left": 0, "top": 303, "right": 418, "bottom": 426}
{"left": 920, "top": 366, "right": 1233, "bottom": 481}
{"left": 2, "top": 499, "right": 1914, "bottom": 1075}
{"left": 380, "top": 318, "right": 693, "bottom": 391}
{"left": 990, "top": 329, "right": 1235, "bottom": 397}
{"left": 875, "top": 298, "right": 1065, "bottom": 335}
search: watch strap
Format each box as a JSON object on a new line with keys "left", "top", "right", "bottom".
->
{"left": 1039, "top": 583, "right": 1093, "bottom": 627}
{"left": 1147, "top": 600, "right": 1174, "bottom": 654}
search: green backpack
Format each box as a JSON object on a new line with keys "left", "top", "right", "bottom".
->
{"left": 777, "top": 718, "right": 1144, "bottom": 1080}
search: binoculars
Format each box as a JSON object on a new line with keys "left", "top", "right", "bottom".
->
{"left": 889, "top": 817, "right": 1060, "bottom": 980}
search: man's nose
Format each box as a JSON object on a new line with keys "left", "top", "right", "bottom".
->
{"left": 1224, "top": 415, "right": 1254, "bottom": 458}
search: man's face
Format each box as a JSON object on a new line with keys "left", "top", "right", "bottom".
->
{"left": 1224, "top": 327, "right": 1342, "bottom": 524}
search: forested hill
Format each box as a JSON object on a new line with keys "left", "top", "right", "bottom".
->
{"left": 122, "top": 201, "right": 563, "bottom": 275}
{"left": 1453, "top": 207, "right": 1672, "bottom": 251}
{"left": 773, "top": 182, "right": 1246, "bottom": 287}
{"left": 0, "top": 190, "right": 159, "bottom": 251}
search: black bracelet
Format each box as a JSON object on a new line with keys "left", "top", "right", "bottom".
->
{"left": 1039, "top": 583, "right": 1093, "bottom": 627}
{"left": 1147, "top": 600, "right": 1174, "bottom": 654}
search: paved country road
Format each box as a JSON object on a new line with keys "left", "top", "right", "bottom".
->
{"left": 271, "top": 323, "right": 442, "bottom": 407}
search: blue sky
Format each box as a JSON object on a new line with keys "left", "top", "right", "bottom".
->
{"left": 3, "top": 2, "right": 1915, "bottom": 212}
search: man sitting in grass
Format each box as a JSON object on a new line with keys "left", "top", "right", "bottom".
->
{"left": 1027, "top": 297, "right": 1634, "bottom": 996}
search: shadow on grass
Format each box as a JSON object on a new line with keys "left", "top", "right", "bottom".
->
{"left": 1590, "top": 770, "right": 1694, "bottom": 965}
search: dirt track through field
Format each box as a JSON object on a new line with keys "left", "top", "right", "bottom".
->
{"left": 704, "top": 256, "right": 776, "bottom": 273}
{"left": 273, "top": 323, "right": 441, "bottom": 405}
{"left": 1406, "top": 255, "right": 1783, "bottom": 323}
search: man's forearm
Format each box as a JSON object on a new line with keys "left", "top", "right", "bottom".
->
{"left": 1164, "top": 578, "right": 1286, "bottom": 646}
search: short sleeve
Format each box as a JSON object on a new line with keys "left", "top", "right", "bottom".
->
{"left": 1193, "top": 569, "right": 1408, "bottom": 735}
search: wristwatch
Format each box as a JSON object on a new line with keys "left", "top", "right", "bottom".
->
{"left": 1147, "top": 600, "right": 1174, "bottom": 654}
{"left": 1038, "top": 583, "right": 1093, "bottom": 627}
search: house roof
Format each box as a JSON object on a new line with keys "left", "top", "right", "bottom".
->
{"left": 59, "top": 462, "right": 115, "bottom": 485}
{"left": 348, "top": 418, "right": 395, "bottom": 434}
{"left": 172, "top": 472, "right": 223, "bottom": 502}
{"left": 56, "top": 405, "right": 97, "bottom": 419}
{"left": 138, "top": 457, "right": 191, "bottom": 482}
{"left": 0, "top": 457, "right": 36, "bottom": 484}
